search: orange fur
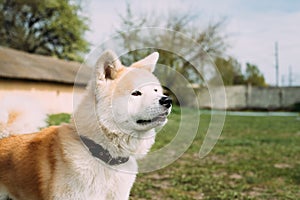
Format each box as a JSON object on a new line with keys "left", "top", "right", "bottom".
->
{"left": 0, "top": 125, "right": 76, "bottom": 200}
{"left": 7, "top": 111, "right": 19, "bottom": 125}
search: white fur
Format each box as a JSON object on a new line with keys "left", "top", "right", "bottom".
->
{"left": 0, "top": 95, "right": 47, "bottom": 138}
{"left": 0, "top": 51, "right": 171, "bottom": 200}
{"left": 70, "top": 50, "right": 171, "bottom": 199}
{"left": 131, "top": 52, "right": 159, "bottom": 72}
{"left": 51, "top": 127, "right": 138, "bottom": 200}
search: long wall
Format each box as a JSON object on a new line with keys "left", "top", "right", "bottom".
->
{"left": 0, "top": 80, "right": 86, "bottom": 114}
{"left": 196, "top": 85, "right": 300, "bottom": 110}
{"left": 1, "top": 80, "right": 300, "bottom": 112}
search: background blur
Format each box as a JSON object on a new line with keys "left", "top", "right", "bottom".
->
{"left": 1, "top": 0, "right": 299, "bottom": 113}
{"left": 0, "top": 1, "right": 300, "bottom": 199}
{"left": 85, "top": 0, "right": 300, "bottom": 86}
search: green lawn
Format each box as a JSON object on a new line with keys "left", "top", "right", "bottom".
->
{"left": 49, "top": 108, "right": 300, "bottom": 200}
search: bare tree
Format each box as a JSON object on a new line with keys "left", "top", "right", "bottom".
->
{"left": 110, "top": 5, "right": 228, "bottom": 105}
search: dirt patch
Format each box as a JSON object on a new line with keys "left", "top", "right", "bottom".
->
{"left": 274, "top": 163, "right": 293, "bottom": 169}
{"left": 229, "top": 173, "right": 243, "bottom": 180}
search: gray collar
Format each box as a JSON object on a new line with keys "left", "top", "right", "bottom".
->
{"left": 79, "top": 135, "right": 129, "bottom": 165}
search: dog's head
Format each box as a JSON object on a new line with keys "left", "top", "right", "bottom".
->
{"left": 94, "top": 50, "right": 172, "bottom": 134}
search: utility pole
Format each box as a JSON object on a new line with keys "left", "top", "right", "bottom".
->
{"left": 281, "top": 75, "right": 285, "bottom": 86}
{"left": 288, "top": 65, "right": 292, "bottom": 86}
{"left": 275, "top": 42, "right": 279, "bottom": 87}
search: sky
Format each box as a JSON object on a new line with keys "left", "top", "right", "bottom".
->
{"left": 84, "top": 0, "right": 300, "bottom": 86}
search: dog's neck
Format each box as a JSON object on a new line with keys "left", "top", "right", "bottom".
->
{"left": 79, "top": 135, "right": 129, "bottom": 165}
{"left": 72, "top": 89, "right": 155, "bottom": 159}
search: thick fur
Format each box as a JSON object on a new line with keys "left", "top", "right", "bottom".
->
{"left": 0, "top": 51, "right": 171, "bottom": 200}
{"left": 0, "top": 95, "right": 47, "bottom": 138}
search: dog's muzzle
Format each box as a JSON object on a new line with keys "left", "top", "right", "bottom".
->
{"left": 159, "top": 96, "right": 172, "bottom": 108}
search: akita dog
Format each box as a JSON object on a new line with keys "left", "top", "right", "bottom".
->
{"left": 0, "top": 50, "right": 172, "bottom": 200}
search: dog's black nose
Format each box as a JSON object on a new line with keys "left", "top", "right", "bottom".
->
{"left": 159, "top": 96, "right": 172, "bottom": 108}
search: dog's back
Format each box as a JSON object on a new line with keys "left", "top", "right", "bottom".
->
{"left": 0, "top": 126, "right": 62, "bottom": 200}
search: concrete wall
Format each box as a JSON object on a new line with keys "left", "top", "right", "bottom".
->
{"left": 196, "top": 86, "right": 240, "bottom": 109}
{"left": 1, "top": 80, "right": 299, "bottom": 112}
{"left": 0, "top": 80, "right": 85, "bottom": 114}
{"left": 248, "top": 87, "right": 281, "bottom": 109}
{"left": 196, "top": 85, "right": 300, "bottom": 110}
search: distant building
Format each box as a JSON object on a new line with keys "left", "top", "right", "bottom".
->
{"left": 0, "top": 47, "right": 91, "bottom": 113}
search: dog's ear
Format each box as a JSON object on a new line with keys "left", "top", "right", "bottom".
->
{"left": 96, "top": 50, "right": 122, "bottom": 80}
{"left": 131, "top": 52, "right": 159, "bottom": 72}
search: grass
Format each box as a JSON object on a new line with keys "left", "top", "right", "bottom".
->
{"left": 47, "top": 113, "right": 71, "bottom": 126}
{"left": 49, "top": 107, "right": 300, "bottom": 200}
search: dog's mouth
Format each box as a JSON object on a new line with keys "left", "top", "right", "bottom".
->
{"left": 136, "top": 111, "right": 168, "bottom": 125}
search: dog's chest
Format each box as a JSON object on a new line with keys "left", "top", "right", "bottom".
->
{"left": 52, "top": 157, "right": 137, "bottom": 200}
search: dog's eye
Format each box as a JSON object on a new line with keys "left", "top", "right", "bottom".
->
{"left": 131, "top": 91, "right": 142, "bottom": 96}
